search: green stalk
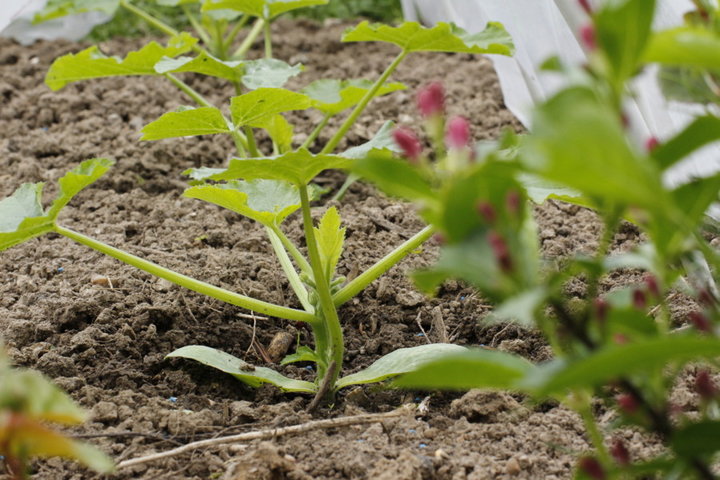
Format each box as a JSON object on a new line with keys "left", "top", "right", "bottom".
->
{"left": 321, "top": 50, "right": 408, "bottom": 154}
{"left": 269, "top": 224, "right": 313, "bottom": 276}
{"left": 213, "top": 20, "right": 228, "bottom": 59}
{"left": 119, "top": 0, "right": 204, "bottom": 54}
{"left": 243, "top": 126, "right": 260, "bottom": 157}
{"left": 333, "top": 225, "right": 435, "bottom": 307}
{"left": 300, "top": 114, "right": 331, "bottom": 150}
{"left": 223, "top": 15, "right": 250, "bottom": 52}
{"left": 232, "top": 18, "right": 265, "bottom": 60}
{"left": 299, "top": 185, "right": 343, "bottom": 391}
{"left": 572, "top": 390, "right": 612, "bottom": 465}
{"left": 263, "top": 19, "right": 273, "bottom": 59}
{"left": 266, "top": 226, "right": 313, "bottom": 312}
{"left": 55, "top": 225, "right": 315, "bottom": 324}
{"left": 164, "top": 73, "right": 213, "bottom": 108}
{"left": 182, "top": 5, "right": 212, "bottom": 47}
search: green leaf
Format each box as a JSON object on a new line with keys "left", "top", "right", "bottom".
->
{"left": 645, "top": 26, "right": 720, "bottom": 69}
{"left": 523, "top": 336, "right": 720, "bottom": 397}
{"left": 33, "top": 0, "right": 120, "bottom": 23}
{"left": 156, "top": 0, "right": 199, "bottom": 5}
{"left": 251, "top": 114, "right": 294, "bottom": 151}
{"left": 517, "top": 173, "right": 585, "bottom": 205}
{"left": 671, "top": 421, "right": 720, "bottom": 457}
{"left": 0, "top": 158, "right": 113, "bottom": 251}
{"left": 671, "top": 174, "right": 720, "bottom": 230}
{"left": 488, "top": 288, "right": 548, "bottom": 328}
{"left": 393, "top": 347, "right": 537, "bottom": 391}
{"left": 302, "top": 79, "right": 405, "bottom": 116}
{"left": 652, "top": 116, "right": 720, "bottom": 170}
{"left": 657, "top": 66, "right": 720, "bottom": 105}
{"left": 140, "top": 107, "right": 231, "bottom": 140}
{"left": 352, "top": 152, "right": 434, "bottom": 202}
{"left": 523, "top": 87, "right": 665, "bottom": 210}
{"left": 336, "top": 343, "right": 467, "bottom": 389}
{"left": 184, "top": 179, "right": 301, "bottom": 226}
{"left": 340, "top": 121, "right": 400, "bottom": 159}
{"left": 315, "top": 207, "right": 345, "bottom": 279}
{"left": 230, "top": 88, "right": 311, "bottom": 127}
{"left": 167, "top": 345, "right": 317, "bottom": 392}
{"left": 280, "top": 345, "right": 318, "bottom": 365}
{"left": 342, "top": 21, "right": 513, "bottom": 55}
{"left": 241, "top": 59, "right": 304, "bottom": 90}
{"left": 595, "top": 0, "right": 655, "bottom": 86}
{"left": 185, "top": 149, "right": 351, "bottom": 185}
{"left": 45, "top": 33, "right": 198, "bottom": 91}
{"left": 202, "top": 0, "right": 328, "bottom": 18}
{"left": 154, "top": 53, "right": 242, "bottom": 82}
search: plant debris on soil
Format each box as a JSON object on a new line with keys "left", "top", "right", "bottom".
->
{"left": 0, "top": 18, "right": 686, "bottom": 480}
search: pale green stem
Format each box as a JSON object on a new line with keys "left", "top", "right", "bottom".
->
{"left": 119, "top": 0, "right": 204, "bottom": 54}
{"left": 213, "top": 20, "right": 228, "bottom": 59}
{"left": 223, "top": 15, "right": 250, "bottom": 52}
{"left": 182, "top": 5, "right": 212, "bottom": 47}
{"left": 232, "top": 18, "right": 265, "bottom": 60}
{"left": 243, "top": 126, "right": 260, "bottom": 157}
{"left": 321, "top": 50, "right": 408, "bottom": 154}
{"left": 55, "top": 225, "right": 315, "bottom": 323}
{"left": 300, "top": 114, "right": 331, "bottom": 150}
{"left": 333, "top": 225, "right": 435, "bottom": 307}
{"left": 573, "top": 390, "right": 612, "bottom": 465}
{"left": 263, "top": 19, "right": 273, "bottom": 59}
{"left": 299, "top": 185, "right": 343, "bottom": 390}
{"left": 269, "top": 224, "right": 313, "bottom": 276}
{"left": 231, "top": 130, "right": 249, "bottom": 157}
{"left": 266, "top": 226, "right": 314, "bottom": 312}
{"left": 164, "top": 73, "right": 213, "bottom": 107}
{"left": 330, "top": 173, "right": 358, "bottom": 203}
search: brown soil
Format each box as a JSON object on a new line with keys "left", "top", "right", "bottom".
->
{"left": 0, "top": 19, "right": 685, "bottom": 480}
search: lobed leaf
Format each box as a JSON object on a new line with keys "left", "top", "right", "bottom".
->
{"left": 202, "top": 0, "right": 328, "bottom": 18}
{"left": 140, "top": 107, "right": 231, "bottom": 140}
{"left": 184, "top": 179, "right": 301, "bottom": 226}
{"left": 342, "top": 21, "right": 513, "bottom": 55}
{"left": 230, "top": 88, "right": 311, "bottom": 127}
{"left": 33, "top": 0, "right": 120, "bottom": 23}
{"left": 167, "top": 345, "right": 317, "bottom": 392}
{"left": 185, "top": 149, "right": 351, "bottom": 185}
{"left": 302, "top": 79, "right": 405, "bottom": 116}
{"left": 336, "top": 343, "right": 467, "bottom": 389}
{"left": 314, "top": 207, "right": 345, "bottom": 279}
{"left": 393, "top": 347, "right": 537, "bottom": 391}
{"left": 241, "top": 59, "right": 303, "bottom": 90}
{"left": 155, "top": 53, "right": 243, "bottom": 82}
{"left": 645, "top": 26, "right": 720, "bottom": 69}
{"left": 251, "top": 114, "right": 294, "bottom": 151}
{"left": 340, "top": 121, "right": 400, "bottom": 159}
{"left": 45, "top": 33, "right": 198, "bottom": 90}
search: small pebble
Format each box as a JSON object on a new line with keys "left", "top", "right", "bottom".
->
{"left": 505, "top": 457, "right": 521, "bottom": 475}
{"left": 90, "top": 274, "right": 112, "bottom": 287}
{"left": 434, "top": 449, "right": 449, "bottom": 461}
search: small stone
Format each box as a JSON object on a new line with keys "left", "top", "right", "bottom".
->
{"left": 267, "top": 331, "right": 294, "bottom": 363}
{"left": 90, "top": 274, "right": 112, "bottom": 287}
{"left": 505, "top": 457, "right": 521, "bottom": 475}
{"left": 434, "top": 448, "right": 449, "bottom": 461}
{"left": 93, "top": 401, "right": 118, "bottom": 423}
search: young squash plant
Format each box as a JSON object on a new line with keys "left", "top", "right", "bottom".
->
{"left": 3, "top": 0, "right": 514, "bottom": 405}
{"left": 358, "top": 1, "right": 720, "bottom": 478}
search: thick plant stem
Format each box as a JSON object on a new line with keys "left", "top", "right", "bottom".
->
{"left": 232, "top": 18, "right": 265, "bottom": 60}
{"left": 182, "top": 5, "right": 212, "bottom": 47}
{"left": 269, "top": 225, "right": 312, "bottom": 276}
{"left": 243, "top": 126, "right": 260, "bottom": 157}
{"left": 299, "top": 185, "right": 343, "bottom": 394}
{"left": 333, "top": 225, "right": 435, "bottom": 306}
{"left": 321, "top": 50, "right": 408, "bottom": 154}
{"left": 266, "top": 226, "right": 313, "bottom": 312}
{"left": 223, "top": 15, "right": 249, "bottom": 52}
{"left": 55, "top": 225, "right": 315, "bottom": 323}
{"left": 264, "top": 20, "right": 273, "bottom": 59}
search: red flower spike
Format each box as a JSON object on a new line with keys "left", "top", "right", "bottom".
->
{"left": 645, "top": 137, "right": 660, "bottom": 152}
{"left": 433, "top": 233, "right": 446, "bottom": 246}
{"left": 698, "top": 289, "right": 716, "bottom": 307}
{"left": 578, "top": 456, "right": 606, "bottom": 480}
{"left": 610, "top": 439, "right": 631, "bottom": 466}
{"left": 446, "top": 116, "right": 471, "bottom": 150}
{"left": 632, "top": 289, "right": 646, "bottom": 310}
{"left": 616, "top": 393, "right": 639, "bottom": 415}
{"left": 417, "top": 82, "right": 445, "bottom": 118}
{"left": 688, "top": 311, "right": 712, "bottom": 333}
{"left": 476, "top": 201, "right": 497, "bottom": 224}
{"left": 594, "top": 298, "right": 609, "bottom": 323}
{"left": 644, "top": 274, "right": 660, "bottom": 298}
{"left": 695, "top": 369, "right": 717, "bottom": 400}
{"left": 488, "top": 231, "right": 513, "bottom": 273}
{"left": 506, "top": 190, "right": 521, "bottom": 216}
{"left": 393, "top": 127, "right": 422, "bottom": 163}
{"left": 613, "top": 333, "right": 629, "bottom": 345}
{"left": 580, "top": 24, "right": 596, "bottom": 50}
{"left": 578, "top": 0, "right": 593, "bottom": 14}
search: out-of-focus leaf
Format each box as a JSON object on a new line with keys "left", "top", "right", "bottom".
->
{"left": 342, "top": 21, "right": 513, "bottom": 55}
{"left": 488, "top": 288, "right": 547, "bottom": 328}
{"left": 154, "top": 52, "right": 242, "bottom": 82}
{"left": 241, "top": 59, "right": 303, "bottom": 89}
{"left": 0, "top": 370, "right": 86, "bottom": 425}
{"left": 33, "top": 0, "right": 120, "bottom": 23}
{"left": 517, "top": 173, "right": 585, "bottom": 205}
{"left": 315, "top": 207, "right": 345, "bottom": 279}
{"left": 185, "top": 149, "right": 350, "bottom": 185}
{"left": 302, "top": 79, "right": 405, "bottom": 116}
{"left": 230, "top": 88, "right": 310, "bottom": 127}
{"left": 184, "top": 179, "right": 301, "bottom": 226}
{"left": 652, "top": 116, "right": 720, "bottom": 170}
{"left": 45, "top": 33, "right": 198, "bottom": 90}
{"left": 335, "top": 343, "right": 467, "bottom": 389}
{"left": 671, "top": 421, "right": 720, "bottom": 457}
{"left": 645, "top": 26, "right": 720, "bottom": 69}
{"left": 202, "top": 0, "right": 328, "bottom": 19}
{"left": 340, "top": 121, "right": 399, "bottom": 159}
{"left": 140, "top": 107, "right": 231, "bottom": 140}
{"left": 393, "top": 347, "right": 537, "bottom": 390}
{"left": 167, "top": 345, "right": 316, "bottom": 392}
{"left": 658, "top": 66, "right": 720, "bottom": 105}
{"left": 352, "top": 151, "right": 434, "bottom": 202}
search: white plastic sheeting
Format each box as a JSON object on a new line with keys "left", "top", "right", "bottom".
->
{"left": 401, "top": 0, "right": 720, "bottom": 187}
{"left": 0, "top": 0, "right": 109, "bottom": 45}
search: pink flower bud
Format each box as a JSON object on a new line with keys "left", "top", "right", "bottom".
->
{"left": 578, "top": 456, "right": 606, "bottom": 480}
{"left": 488, "top": 230, "right": 513, "bottom": 273}
{"left": 689, "top": 311, "right": 712, "bottom": 333}
{"left": 445, "top": 116, "right": 471, "bottom": 150}
{"left": 578, "top": 0, "right": 593, "bottom": 14}
{"left": 393, "top": 127, "right": 422, "bottom": 163}
{"left": 417, "top": 82, "right": 445, "bottom": 118}
{"left": 476, "top": 201, "right": 496, "bottom": 224}
{"left": 632, "top": 289, "right": 646, "bottom": 310}
{"left": 580, "top": 24, "right": 597, "bottom": 50}
{"left": 695, "top": 369, "right": 717, "bottom": 400}
{"left": 506, "top": 190, "right": 521, "bottom": 216}
{"left": 613, "top": 333, "right": 629, "bottom": 345}
{"left": 699, "top": 289, "right": 716, "bottom": 307}
{"left": 644, "top": 274, "right": 660, "bottom": 298}
{"left": 433, "top": 233, "right": 446, "bottom": 245}
{"left": 645, "top": 137, "right": 660, "bottom": 152}
{"left": 594, "top": 298, "right": 609, "bottom": 323}
{"left": 616, "top": 393, "right": 639, "bottom": 414}
{"left": 610, "top": 439, "right": 630, "bottom": 466}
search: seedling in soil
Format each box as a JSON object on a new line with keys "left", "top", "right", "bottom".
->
{"left": 4, "top": 0, "right": 514, "bottom": 406}
{"left": 357, "top": 1, "right": 720, "bottom": 478}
